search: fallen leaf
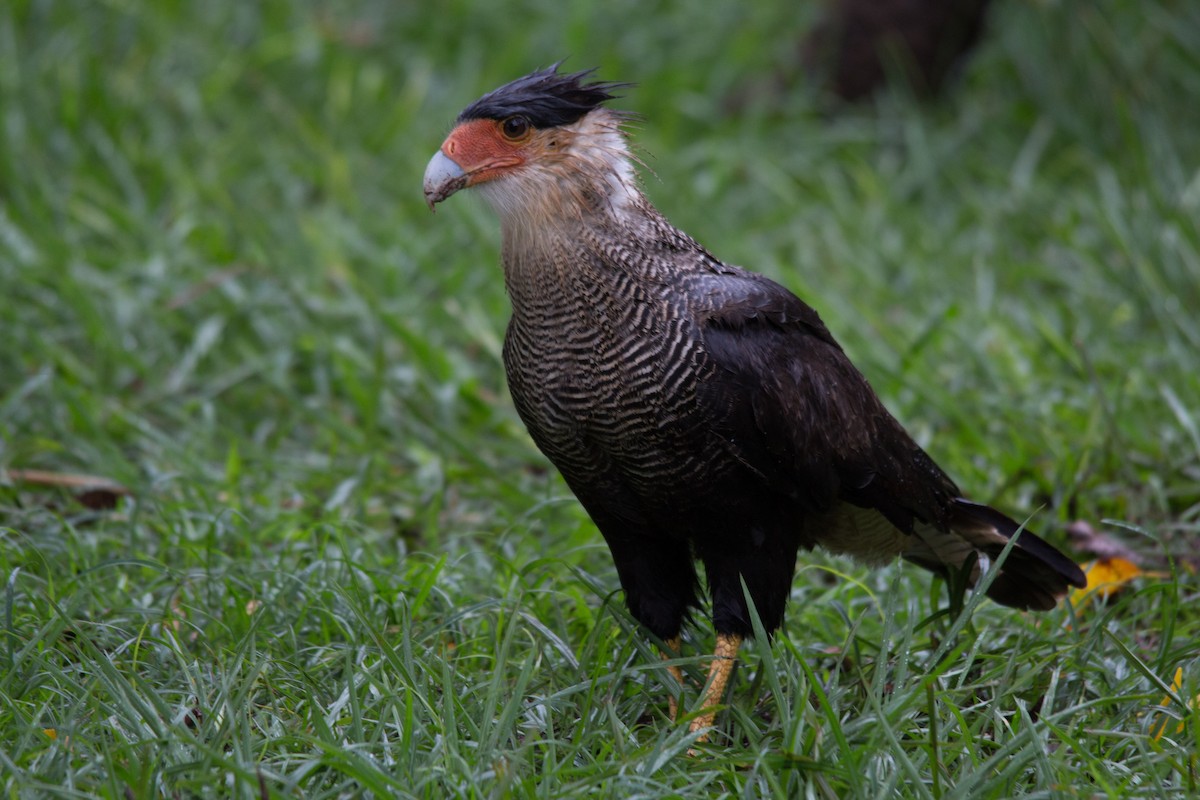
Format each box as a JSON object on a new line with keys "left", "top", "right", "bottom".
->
{"left": 2, "top": 468, "right": 129, "bottom": 494}
{"left": 1069, "top": 557, "right": 1143, "bottom": 610}
{"left": 2, "top": 468, "right": 130, "bottom": 510}
{"left": 76, "top": 488, "right": 124, "bottom": 510}
{"left": 1151, "top": 667, "right": 1195, "bottom": 741}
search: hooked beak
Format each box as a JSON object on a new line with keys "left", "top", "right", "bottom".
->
{"left": 423, "top": 150, "right": 467, "bottom": 210}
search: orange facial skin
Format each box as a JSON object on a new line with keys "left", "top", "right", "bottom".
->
{"left": 424, "top": 117, "right": 542, "bottom": 208}
{"left": 440, "top": 117, "right": 533, "bottom": 187}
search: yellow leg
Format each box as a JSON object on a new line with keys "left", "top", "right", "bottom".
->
{"left": 688, "top": 632, "right": 743, "bottom": 741}
{"left": 662, "top": 635, "right": 684, "bottom": 720}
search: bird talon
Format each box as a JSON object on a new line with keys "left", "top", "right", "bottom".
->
{"left": 686, "top": 633, "right": 742, "bottom": 745}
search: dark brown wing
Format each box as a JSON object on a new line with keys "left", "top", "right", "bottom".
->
{"left": 694, "top": 266, "right": 958, "bottom": 534}
{"left": 692, "top": 266, "right": 1086, "bottom": 606}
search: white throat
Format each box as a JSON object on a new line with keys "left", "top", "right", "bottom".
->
{"left": 476, "top": 109, "right": 641, "bottom": 240}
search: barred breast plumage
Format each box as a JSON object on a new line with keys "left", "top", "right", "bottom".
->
{"left": 502, "top": 203, "right": 727, "bottom": 500}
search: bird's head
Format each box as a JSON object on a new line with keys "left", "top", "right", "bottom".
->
{"left": 423, "top": 65, "right": 636, "bottom": 226}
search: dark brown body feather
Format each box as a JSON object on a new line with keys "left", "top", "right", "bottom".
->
{"left": 501, "top": 196, "right": 1082, "bottom": 639}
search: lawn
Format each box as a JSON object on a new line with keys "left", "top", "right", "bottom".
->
{"left": 1, "top": 0, "right": 1198, "bottom": 796}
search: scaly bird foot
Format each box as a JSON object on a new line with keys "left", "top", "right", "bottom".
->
{"left": 687, "top": 632, "right": 743, "bottom": 752}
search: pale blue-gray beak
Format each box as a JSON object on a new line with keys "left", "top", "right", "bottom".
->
{"left": 423, "top": 150, "right": 467, "bottom": 210}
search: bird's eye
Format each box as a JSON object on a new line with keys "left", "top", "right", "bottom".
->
{"left": 500, "top": 116, "right": 530, "bottom": 141}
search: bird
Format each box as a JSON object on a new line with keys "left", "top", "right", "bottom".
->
{"left": 423, "top": 64, "right": 1085, "bottom": 742}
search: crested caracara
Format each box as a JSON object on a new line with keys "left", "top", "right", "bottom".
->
{"left": 423, "top": 65, "right": 1084, "bottom": 743}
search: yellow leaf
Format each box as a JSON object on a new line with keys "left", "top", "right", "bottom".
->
{"left": 1069, "top": 557, "right": 1143, "bottom": 609}
{"left": 43, "top": 728, "right": 57, "bottom": 740}
{"left": 1152, "top": 667, "right": 1192, "bottom": 741}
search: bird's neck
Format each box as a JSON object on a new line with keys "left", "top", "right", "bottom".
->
{"left": 481, "top": 109, "right": 643, "bottom": 257}
{"left": 497, "top": 174, "right": 649, "bottom": 308}
{"left": 499, "top": 216, "right": 601, "bottom": 315}
{"left": 498, "top": 190, "right": 666, "bottom": 321}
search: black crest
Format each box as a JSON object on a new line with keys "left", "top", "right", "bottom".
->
{"left": 458, "top": 63, "right": 629, "bottom": 129}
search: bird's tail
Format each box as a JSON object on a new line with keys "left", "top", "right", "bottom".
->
{"left": 902, "top": 499, "right": 1086, "bottom": 611}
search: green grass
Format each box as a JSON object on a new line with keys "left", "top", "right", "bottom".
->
{"left": 2, "top": 0, "right": 1199, "bottom": 796}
